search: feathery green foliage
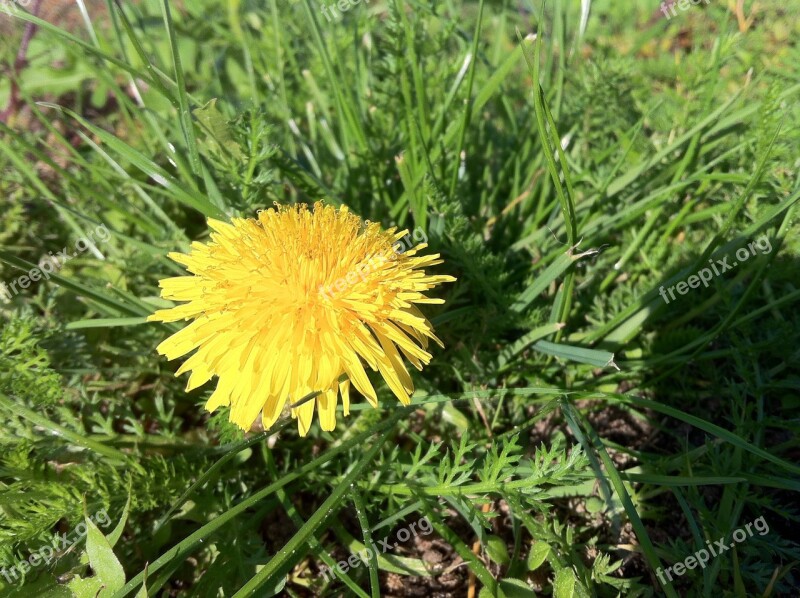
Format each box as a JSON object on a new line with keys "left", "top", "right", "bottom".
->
{"left": 0, "top": 0, "right": 798, "bottom": 595}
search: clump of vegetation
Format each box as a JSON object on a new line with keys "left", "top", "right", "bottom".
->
{"left": 0, "top": 0, "right": 798, "bottom": 596}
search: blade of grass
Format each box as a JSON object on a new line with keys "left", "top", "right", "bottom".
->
{"left": 38, "top": 104, "right": 223, "bottom": 218}
{"left": 511, "top": 245, "right": 597, "bottom": 314}
{"left": 232, "top": 431, "right": 391, "bottom": 597}
{"left": 582, "top": 392, "right": 800, "bottom": 476}
{"left": 112, "top": 407, "right": 412, "bottom": 598}
{"left": 0, "top": 251, "right": 147, "bottom": 319}
{"left": 561, "top": 399, "right": 678, "bottom": 598}
{"left": 264, "top": 450, "right": 370, "bottom": 598}
{"left": 0, "top": 392, "right": 134, "bottom": 466}
{"left": 447, "top": 0, "right": 485, "bottom": 198}
{"left": 351, "top": 488, "right": 381, "bottom": 597}
{"left": 160, "top": 0, "right": 201, "bottom": 174}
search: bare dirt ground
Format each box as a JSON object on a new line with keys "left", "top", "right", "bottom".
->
{"left": 0, "top": 0, "right": 111, "bottom": 38}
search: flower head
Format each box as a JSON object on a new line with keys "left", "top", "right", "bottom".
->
{"left": 149, "top": 202, "right": 454, "bottom": 436}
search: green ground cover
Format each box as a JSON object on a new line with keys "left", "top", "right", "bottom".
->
{"left": 0, "top": 0, "right": 798, "bottom": 595}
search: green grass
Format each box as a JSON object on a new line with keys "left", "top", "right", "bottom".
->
{"left": 0, "top": 0, "right": 798, "bottom": 596}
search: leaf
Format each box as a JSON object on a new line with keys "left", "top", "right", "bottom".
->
{"left": 441, "top": 403, "right": 470, "bottom": 430}
{"left": 532, "top": 341, "right": 617, "bottom": 369}
{"left": 36, "top": 104, "right": 223, "bottom": 219}
{"left": 526, "top": 542, "right": 550, "bottom": 571}
{"left": 485, "top": 535, "right": 511, "bottom": 566}
{"left": 63, "top": 514, "right": 120, "bottom": 598}
{"left": 0, "top": 392, "right": 132, "bottom": 465}
{"left": 159, "top": 0, "right": 201, "bottom": 174}
{"left": 107, "top": 486, "right": 132, "bottom": 548}
{"left": 193, "top": 99, "right": 243, "bottom": 159}
{"left": 498, "top": 323, "right": 565, "bottom": 369}
{"left": 2, "top": 576, "right": 74, "bottom": 597}
{"left": 68, "top": 576, "right": 105, "bottom": 598}
{"left": 499, "top": 578, "right": 537, "bottom": 598}
{"left": 585, "top": 496, "right": 605, "bottom": 514}
{"left": 553, "top": 568, "right": 576, "bottom": 598}
{"left": 85, "top": 516, "right": 126, "bottom": 593}
{"left": 511, "top": 248, "right": 586, "bottom": 314}
{"left": 66, "top": 318, "right": 149, "bottom": 330}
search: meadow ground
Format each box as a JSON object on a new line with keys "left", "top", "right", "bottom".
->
{"left": 0, "top": 1, "right": 799, "bottom": 596}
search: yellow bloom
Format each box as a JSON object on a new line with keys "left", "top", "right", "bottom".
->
{"left": 148, "top": 202, "right": 455, "bottom": 436}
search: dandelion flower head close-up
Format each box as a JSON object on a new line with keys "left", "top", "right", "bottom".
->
{"left": 149, "top": 202, "right": 455, "bottom": 436}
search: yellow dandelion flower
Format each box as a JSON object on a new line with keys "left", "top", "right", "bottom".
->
{"left": 148, "top": 202, "right": 455, "bottom": 436}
